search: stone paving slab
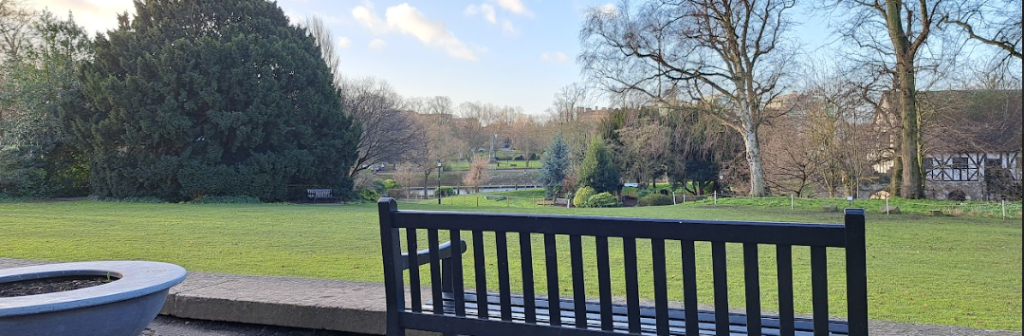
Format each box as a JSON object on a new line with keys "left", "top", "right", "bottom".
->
{"left": 2, "top": 259, "right": 1019, "bottom": 336}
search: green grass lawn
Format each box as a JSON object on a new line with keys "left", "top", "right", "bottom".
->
{"left": 1, "top": 199, "right": 1020, "bottom": 330}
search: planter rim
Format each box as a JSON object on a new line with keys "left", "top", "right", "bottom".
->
{"left": 0, "top": 260, "right": 186, "bottom": 317}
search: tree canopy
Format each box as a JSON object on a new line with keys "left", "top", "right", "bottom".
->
{"left": 67, "top": 0, "right": 359, "bottom": 201}
{"left": 577, "top": 137, "right": 620, "bottom": 194}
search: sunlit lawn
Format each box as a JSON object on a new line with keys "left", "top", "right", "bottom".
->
{"left": 1, "top": 198, "right": 1019, "bottom": 330}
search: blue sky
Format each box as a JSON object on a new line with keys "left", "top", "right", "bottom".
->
{"left": 31, "top": 0, "right": 834, "bottom": 115}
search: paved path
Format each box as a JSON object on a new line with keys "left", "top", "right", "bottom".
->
{"left": 2, "top": 259, "right": 1019, "bottom": 336}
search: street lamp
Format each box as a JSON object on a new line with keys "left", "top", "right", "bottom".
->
{"left": 437, "top": 159, "right": 443, "bottom": 205}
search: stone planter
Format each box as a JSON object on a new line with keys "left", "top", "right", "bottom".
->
{"left": 0, "top": 261, "right": 187, "bottom": 336}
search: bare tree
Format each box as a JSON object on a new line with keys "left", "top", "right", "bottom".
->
{"left": 824, "top": 0, "right": 954, "bottom": 199}
{"left": 462, "top": 156, "right": 491, "bottom": 193}
{"left": 616, "top": 113, "right": 670, "bottom": 187}
{"left": 551, "top": 83, "right": 590, "bottom": 124}
{"left": 510, "top": 113, "right": 549, "bottom": 167}
{"left": 426, "top": 96, "right": 455, "bottom": 116}
{"left": 944, "top": 0, "right": 1022, "bottom": 60}
{"left": 0, "top": 0, "right": 32, "bottom": 62}
{"left": 300, "top": 16, "right": 343, "bottom": 88}
{"left": 580, "top": 0, "right": 797, "bottom": 197}
{"left": 341, "top": 77, "right": 425, "bottom": 178}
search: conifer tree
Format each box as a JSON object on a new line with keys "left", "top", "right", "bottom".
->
{"left": 577, "top": 137, "right": 620, "bottom": 194}
{"left": 69, "top": 0, "right": 359, "bottom": 201}
{"left": 539, "top": 134, "right": 569, "bottom": 199}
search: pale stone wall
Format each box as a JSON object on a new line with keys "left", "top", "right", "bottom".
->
{"left": 926, "top": 180, "right": 985, "bottom": 201}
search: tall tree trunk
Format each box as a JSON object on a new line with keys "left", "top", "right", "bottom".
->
{"left": 740, "top": 105, "right": 767, "bottom": 197}
{"left": 889, "top": 155, "right": 903, "bottom": 196}
{"left": 886, "top": 0, "right": 926, "bottom": 199}
{"left": 896, "top": 69, "right": 924, "bottom": 198}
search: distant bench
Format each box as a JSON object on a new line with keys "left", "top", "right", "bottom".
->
{"left": 307, "top": 189, "right": 337, "bottom": 203}
{"left": 378, "top": 198, "right": 868, "bottom": 336}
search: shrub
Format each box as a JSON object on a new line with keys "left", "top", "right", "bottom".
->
{"left": 434, "top": 186, "right": 455, "bottom": 197}
{"left": 383, "top": 179, "right": 401, "bottom": 190}
{"left": 586, "top": 192, "right": 618, "bottom": 208}
{"left": 573, "top": 186, "right": 596, "bottom": 207}
{"left": 640, "top": 194, "right": 673, "bottom": 206}
{"left": 359, "top": 188, "right": 381, "bottom": 202}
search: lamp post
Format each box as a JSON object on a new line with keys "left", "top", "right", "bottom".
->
{"left": 437, "top": 159, "right": 443, "bottom": 205}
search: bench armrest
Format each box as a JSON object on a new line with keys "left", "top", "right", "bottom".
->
{"left": 398, "top": 239, "right": 468, "bottom": 271}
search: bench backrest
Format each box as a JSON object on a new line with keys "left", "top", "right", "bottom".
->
{"left": 378, "top": 198, "right": 867, "bottom": 336}
{"left": 307, "top": 189, "right": 333, "bottom": 198}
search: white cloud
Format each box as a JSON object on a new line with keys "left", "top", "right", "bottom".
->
{"left": 501, "top": 19, "right": 518, "bottom": 36}
{"left": 338, "top": 36, "right": 352, "bottom": 48}
{"left": 352, "top": 5, "right": 388, "bottom": 34}
{"left": 490, "top": 0, "right": 532, "bottom": 17}
{"left": 27, "top": 0, "right": 134, "bottom": 34}
{"left": 540, "top": 51, "right": 570, "bottom": 64}
{"left": 369, "top": 39, "right": 387, "bottom": 49}
{"left": 465, "top": 4, "right": 497, "bottom": 24}
{"left": 353, "top": 3, "right": 479, "bottom": 61}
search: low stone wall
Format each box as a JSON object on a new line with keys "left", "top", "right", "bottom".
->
{"left": 926, "top": 180, "right": 984, "bottom": 200}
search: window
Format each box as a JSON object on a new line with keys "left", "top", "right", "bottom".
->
{"left": 985, "top": 158, "right": 1002, "bottom": 168}
{"left": 952, "top": 157, "right": 969, "bottom": 169}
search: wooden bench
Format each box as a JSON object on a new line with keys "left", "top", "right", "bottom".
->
{"left": 307, "top": 188, "right": 336, "bottom": 203}
{"left": 378, "top": 198, "right": 868, "bottom": 336}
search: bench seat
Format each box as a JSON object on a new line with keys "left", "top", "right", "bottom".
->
{"left": 428, "top": 292, "right": 849, "bottom": 336}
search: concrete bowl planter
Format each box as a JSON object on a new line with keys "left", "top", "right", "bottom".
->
{"left": 0, "top": 261, "right": 187, "bottom": 336}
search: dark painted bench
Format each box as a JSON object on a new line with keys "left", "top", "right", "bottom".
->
{"left": 378, "top": 198, "right": 868, "bottom": 336}
{"left": 307, "top": 188, "right": 336, "bottom": 203}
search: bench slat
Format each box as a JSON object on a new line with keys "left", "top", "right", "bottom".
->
{"left": 623, "top": 237, "right": 641, "bottom": 333}
{"left": 745, "top": 243, "right": 762, "bottom": 336}
{"left": 450, "top": 230, "right": 465, "bottom": 317}
{"left": 544, "top": 233, "right": 562, "bottom": 327}
{"left": 520, "top": 232, "right": 537, "bottom": 324}
{"left": 652, "top": 238, "right": 670, "bottom": 335}
{"left": 778, "top": 245, "right": 795, "bottom": 336}
{"left": 496, "top": 231, "right": 512, "bottom": 321}
{"left": 844, "top": 209, "right": 869, "bottom": 336}
{"left": 811, "top": 246, "right": 829, "bottom": 336}
{"left": 406, "top": 229, "right": 422, "bottom": 313}
{"left": 392, "top": 211, "right": 847, "bottom": 247}
{"left": 682, "top": 240, "right": 700, "bottom": 336}
{"left": 570, "top": 234, "right": 587, "bottom": 329}
{"left": 431, "top": 292, "right": 850, "bottom": 335}
{"left": 428, "top": 229, "right": 443, "bottom": 315}
{"left": 472, "top": 230, "right": 489, "bottom": 320}
{"left": 712, "top": 242, "right": 730, "bottom": 336}
{"left": 596, "top": 236, "right": 613, "bottom": 331}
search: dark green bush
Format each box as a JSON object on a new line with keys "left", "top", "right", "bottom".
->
{"left": 640, "top": 194, "right": 673, "bottom": 206}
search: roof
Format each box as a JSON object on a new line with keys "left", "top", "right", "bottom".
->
{"left": 918, "top": 90, "right": 1022, "bottom": 154}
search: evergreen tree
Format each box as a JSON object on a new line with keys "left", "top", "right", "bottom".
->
{"left": 67, "top": 0, "right": 359, "bottom": 201}
{"left": 539, "top": 134, "right": 569, "bottom": 199}
{"left": 577, "top": 137, "right": 620, "bottom": 194}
